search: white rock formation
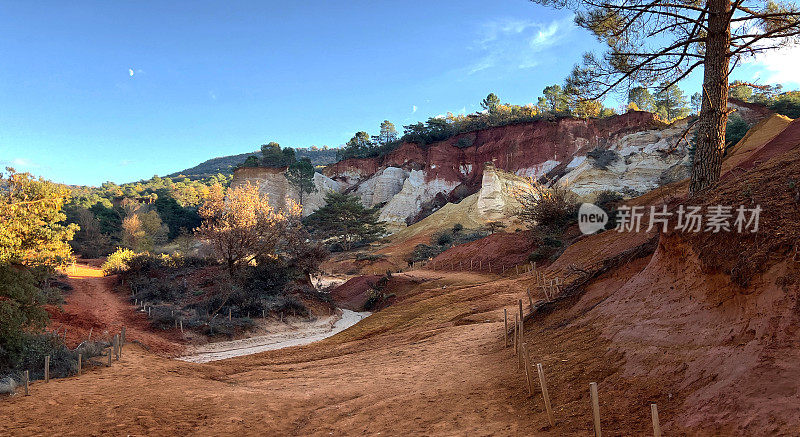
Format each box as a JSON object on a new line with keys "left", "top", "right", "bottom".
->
{"left": 377, "top": 170, "right": 460, "bottom": 232}
{"left": 559, "top": 119, "right": 692, "bottom": 198}
{"left": 355, "top": 167, "right": 408, "bottom": 207}
{"left": 477, "top": 164, "right": 530, "bottom": 221}
{"left": 231, "top": 167, "right": 342, "bottom": 217}
{"left": 302, "top": 172, "right": 344, "bottom": 215}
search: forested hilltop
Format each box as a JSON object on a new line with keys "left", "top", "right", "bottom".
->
{"left": 170, "top": 147, "right": 338, "bottom": 180}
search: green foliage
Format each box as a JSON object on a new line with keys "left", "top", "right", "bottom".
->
{"left": 241, "top": 155, "right": 260, "bottom": 167}
{"left": 725, "top": 115, "right": 751, "bottom": 151}
{"left": 455, "top": 135, "right": 475, "bottom": 149}
{"left": 538, "top": 85, "right": 570, "bottom": 113}
{"left": 102, "top": 247, "right": 138, "bottom": 274}
{"left": 304, "top": 192, "right": 385, "bottom": 251}
{"left": 0, "top": 168, "right": 77, "bottom": 267}
{"left": 729, "top": 81, "right": 753, "bottom": 102}
{"left": 67, "top": 207, "right": 114, "bottom": 258}
{"left": 654, "top": 83, "right": 690, "bottom": 121}
{"left": 374, "top": 120, "right": 398, "bottom": 145}
{"left": 690, "top": 92, "right": 702, "bottom": 115}
{"left": 64, "top": 174, "right": 224, "bottom": 257}
{"left": 436, "top": 232, "right": 454, "bottom": 246}
{"left": 355, "top": 253, "right": 385, "bottom": 262}
{"left": 481, "top": 93, "right": 502, "bottom": 112}
{"left": 286, "top": 158, "right": 317, "bottom": 203}
{"left": 0, "top": 265, "right": 50, "bottom": 369}
{"left": 171, "top": 148, "right": 335, "bottom": 180}
{"left": 152, "top": 190, "right": 201, "bottom": 240}
{"left": 259, "top": 142, "right": 297, "bottom": 168}
{"left": 628, "top": 86, "right": 655, "bottom": 113}
{"left": 409, "top": 227, "right": 488, "bottom": 262}
{"left": 337, "top": 131, "right": 391, "bottom": 160}
{"left": 770, "top": 92, "right": 800, "bottom": 119}
{"left": 587, "top": 148, "right": 618, "bottom": 170}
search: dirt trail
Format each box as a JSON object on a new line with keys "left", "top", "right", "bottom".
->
{"left": 2, "top": 267, "right": 556, "bottom": 436}
{"left": 51, "top": 264, "right": 183, "bottom": 355}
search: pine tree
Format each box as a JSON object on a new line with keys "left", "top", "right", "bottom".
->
{"left": 303, "top": 192, "right": 385, "bottom": 250}
{"left": 286, "top": 158, "right": 317, "bottom": 205}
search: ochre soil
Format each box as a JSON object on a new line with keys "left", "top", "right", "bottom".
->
{"left": 48, "top": 263, "right": 184, "bottom": 356}
{"left": 5, "top": 114, "right": 800, "bottom": 436}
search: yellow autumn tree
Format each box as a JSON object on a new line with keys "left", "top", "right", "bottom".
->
{"left": 196, "top": 182, "right": 302, "bottom": 276}
{"left": 0, "top": 168, "right": 77, "bottom": 267}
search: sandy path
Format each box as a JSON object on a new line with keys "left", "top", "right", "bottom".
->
{"left": 178, "top": 309, "right": 371, "bottom": 363}
{"left": 52, "top": 264, "right": 183, "bottom": 355}
{"left": 2, "top": 269, "right": 553, "bottom": 436}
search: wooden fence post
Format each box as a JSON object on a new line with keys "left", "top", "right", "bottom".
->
{"left": 518, "top": 299, "right": 524, "bottom": 324}
{"left": 513, "top": 313, "right": 518, "bottom": 356}
{"left": 88, "top": 327, "right": 93, "bottom": 342}
{"left": 24, "top": 370, "right": 29, "bottom": 395}
{"left": 228, "top": 308, "right": 232, "bottom": 320}
{"left": 522, "top": 344, "right": 535, "bottom": 396}
{"left": 526, "top": 288, "right": 534, "bottom": 310}
{"left": 107, "top": 348, "right": 112, "bottom": 367}
{"left": 44, "top": 355, "right": 50, "bottom": 383}
{"left": 77, "top": 354, "right": 82, "bottom": 376}
{"left": 121, "top": 326, "right": 126, "bottom": 350}
{"left": 537, "top": 363, "right": 555, "bottom": 427}
{"left": 113, "top": 335, "right": 120, "bottom": 360}
{"left": 590, "top": 382, "right": 602, "bottom": 437}
{"left": 504, "top": 309, "right": 509, "bottom": 347}
{"left": 179, "top": 318, "right": 184, "bottom": 333}
{"left": 651, "top": 404, "right": 661, "bottom": 437}
{"left": 518, "top": 320, "right": 524, "bottom": 369}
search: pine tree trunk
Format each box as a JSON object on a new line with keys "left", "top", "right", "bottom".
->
{"left": 690, "top": 0, "right": 732, "bottom": 195}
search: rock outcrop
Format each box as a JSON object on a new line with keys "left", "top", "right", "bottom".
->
{"left": 476, "top": 164, "right": 530, "bottom": 221}
{"left": 557, "top": 118, "right": 693, "bottom": 198}
{"left": 233, "top": 104, "right": 774, "bottom": 231}
{"left": 230, "top": 166, "right": 342, "bottom": 216}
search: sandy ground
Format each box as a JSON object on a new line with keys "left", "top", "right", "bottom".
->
{"left": 2, "top": 264, "right": 557, "bottom": 436}
{"left": 50, "top": 264, "right": 184, "bottom": 355}
{"left": 178, "top": 309, "right": 371, "bottom": 363}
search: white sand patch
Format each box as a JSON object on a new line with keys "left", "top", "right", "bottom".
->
{"left": 177, "top": 309, "right": 370, "bottom": 363}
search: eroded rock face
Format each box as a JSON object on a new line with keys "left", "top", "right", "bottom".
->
{"left": 235, "top": 105, "right": 772, "bottom": 231}
{"left": 230, "top": 167, "right": 342, "bottom": 216}
{"left": 476, "top": 164, "right": 529, "bottom": 221}
{"left": 558, "top": 118, "right": 693, "bottom": 198}
{"left": 378, "top": 170, "right": 460, "bottom": 232}
{"left": 355, "top": 167, "right": 408, "bottom": 208}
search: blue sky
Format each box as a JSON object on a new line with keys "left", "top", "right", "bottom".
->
{"left": 1, "top": 1, "right": 796, "bottom": 186}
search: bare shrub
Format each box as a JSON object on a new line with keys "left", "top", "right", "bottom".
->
{"left": 514, "top": 180, "right": 579, "bottom": 232}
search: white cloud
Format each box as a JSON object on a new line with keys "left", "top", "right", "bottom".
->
{"left": 412, "top": 105, "right": 418, "bottom": 113}
{"left": 467, "top": 16, "right": 575, "bottom": 75}
{"left": 209, "top": 91, "right": 217, "bottom": 100}
{"left": 129, "top": 68, "right": 135, "bottom": 77}
{"left": 743, "top": 45, "right": 800, "bottom": 87}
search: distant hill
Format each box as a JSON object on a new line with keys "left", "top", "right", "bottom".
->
{"left": 169, "top": 148, "right": 339, "bottom": 179}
